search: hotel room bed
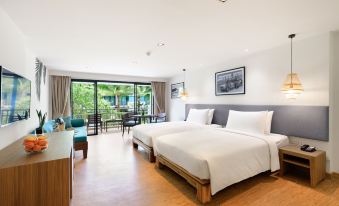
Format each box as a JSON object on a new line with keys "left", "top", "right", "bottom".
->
{"left": 154, "top": 128, "right": 288, "bottom": 203}
{"left": 132, "top": 121, "right": 221, "bottom": 162}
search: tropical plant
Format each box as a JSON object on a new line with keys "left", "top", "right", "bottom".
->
{"left": 36, "top": 110, "right": 47, "bottom": 129}
{"left": 35, "top": 58, "right": 47, "bottom": 101}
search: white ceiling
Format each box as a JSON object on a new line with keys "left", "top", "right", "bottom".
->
{"left": 1, "top": 0, "right": 339, "bottom": 78}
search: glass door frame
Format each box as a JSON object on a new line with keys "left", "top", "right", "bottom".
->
{"left": 135, "top": 83, "right": 153, "bottom": 115}
{"left": 70, "top": 79, "right": 153, "bottom": 136}
{"left": 70, "top": 80, "right": 98, "bottom": 135}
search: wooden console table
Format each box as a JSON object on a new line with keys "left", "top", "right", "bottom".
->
{"left": 0, "top": 131, "right": 74, "bottom": 206}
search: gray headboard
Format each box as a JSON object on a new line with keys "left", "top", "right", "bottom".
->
{"left": 185, "top": 104, "right": 329, "bottom": 141}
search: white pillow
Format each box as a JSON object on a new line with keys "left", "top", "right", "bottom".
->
{"left": 265, "top": 111, "right": 274, "bottom": 134}
{"left": 226, "top": 110, "right": 268, "bottom": 134}
{"left": 207, "top": 109, "right": 215, "bottom": 125}
{"left": 186, "top": 109, "right": 209, "bottom": 125}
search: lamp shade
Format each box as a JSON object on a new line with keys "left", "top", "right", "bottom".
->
{"left": 281, "top": 73, "right": 304, "bottom": 99}
{"left": 179, "top": 88, "right": 188, "bottom": 101}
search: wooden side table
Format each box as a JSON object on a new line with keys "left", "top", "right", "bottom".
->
{"left": 279, "top": 145, "right": 326, "bottom": 187}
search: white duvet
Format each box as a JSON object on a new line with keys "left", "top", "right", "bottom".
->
{"left": 154, "top": 128, "right": 280, "bottom": 195}
{"left": 132, "top": 121, "right": 221, "bottom": 147}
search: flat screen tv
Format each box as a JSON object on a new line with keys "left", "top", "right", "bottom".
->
{"left": 0, "top": 66, "right": 31, "bottom": 126}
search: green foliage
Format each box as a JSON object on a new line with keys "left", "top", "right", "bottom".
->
{"left": 36, "top": 110, "right": 47, "bottom": 129}
{"left": 71, "top": 83, "right": 153, "bottom": 120}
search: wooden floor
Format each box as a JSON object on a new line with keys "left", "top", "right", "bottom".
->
{"left": 71, "top": 130, "right": 339, "bottom": 206}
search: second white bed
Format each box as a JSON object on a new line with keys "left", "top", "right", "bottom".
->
{"left": 154, "top": 128, "right": 288, "bottom": 195}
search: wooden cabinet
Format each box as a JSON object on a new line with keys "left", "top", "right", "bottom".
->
{"left": 279, "top": 145, "right": 326, "bottom": 187}
{"left": 0, "top": 131, "right": 74, "bottom": 206}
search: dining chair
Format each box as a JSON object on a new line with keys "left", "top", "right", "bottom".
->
{"left": 122, "top": 113, "right": 140, "bottom": 136}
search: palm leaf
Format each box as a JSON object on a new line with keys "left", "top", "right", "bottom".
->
{"left": 43, "top": 65, "right": 46, "bottom": 85}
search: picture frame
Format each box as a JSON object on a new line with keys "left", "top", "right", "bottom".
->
{"left": 215, "top": 67, "right": 245, "bottom": 96}
{"left": 171, "top": 82, "right": 184, "bottom": 99}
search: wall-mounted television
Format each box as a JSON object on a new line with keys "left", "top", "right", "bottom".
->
{"left": 0, "top": 66, "right": 31, "bottom": 126}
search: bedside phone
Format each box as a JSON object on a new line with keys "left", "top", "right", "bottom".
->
{"left": 300, "top": 144, "right": 316, "bottom": 152}
{"left": 300, "top": 144, "right": 309, "bottom": 151}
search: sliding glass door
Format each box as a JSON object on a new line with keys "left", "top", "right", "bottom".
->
{"left": 71, "top": 80, "right": 152, "bottom": 135}
{"left": 136, "top": 84, "right": 152, "bottom": 115}
{"left": 97, "top": 82, "right": 135, "bottom": 122}
{"left": 71, "top": 81, "right": 98, "bottom": 135}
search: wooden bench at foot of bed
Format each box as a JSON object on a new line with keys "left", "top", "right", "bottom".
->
{"left": 156, "top": 154, "right": 211, "bottom": 204}
{"left": 132, "top": 137, "right": 155, "bottom": 162}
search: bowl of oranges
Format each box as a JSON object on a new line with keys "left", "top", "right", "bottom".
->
{"left": 23, "top": 135, "right": 48, "bottom": 153}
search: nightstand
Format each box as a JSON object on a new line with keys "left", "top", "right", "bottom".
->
{"left": 279, "top": 145, "right": 326, "bottom": 187}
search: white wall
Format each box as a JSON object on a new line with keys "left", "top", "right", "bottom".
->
{"left": 167, "top": 33, "right": 331, "bottom": 169}
{"left": 169, "top": 33, "right": 329, "bottom": 120}
{"left": 0, "top": 8, "right": 49, "bottom": 150}
{"left": 330, "top": 31, "right": 339, "bottom": 172}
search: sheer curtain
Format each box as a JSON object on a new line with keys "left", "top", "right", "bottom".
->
{"left": 151, "top": 82, "right": 166, "bottom": 115}
{"left": 51, "top": 75, "right": 71, "bottom": 119}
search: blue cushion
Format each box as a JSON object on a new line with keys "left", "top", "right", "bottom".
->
{"left": 71, "top": 119, "right": 85, "bottom": 128}
{"left": 43, "top": 120, "right": 55, "bottom": 133}
{"left": 74, "top": 126, "right": 87, "bottom": 142}
{"left": 62, "top": 116, "right": 72, "bottom": 129}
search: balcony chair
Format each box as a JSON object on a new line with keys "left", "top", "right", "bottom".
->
{"left": 122, "top": 113, "right": 140, "bottom": 136}
{"left": 87, "top": 114, "right": 103, "bottom": 133}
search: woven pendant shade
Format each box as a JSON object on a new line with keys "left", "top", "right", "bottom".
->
{"left": 281, "top": 73, "right": 304, "bottom": 99}
{"left": 281, "top": 34, "right": 304, "bottom": 99}
{"left": 180, "top": 89, "right": 188, "bottom": 101}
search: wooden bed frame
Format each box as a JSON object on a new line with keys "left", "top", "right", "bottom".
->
{"left": 132, "top": 137, "right": 155, "bottom": 162}
{"left": 156, "top": 155, "right": 211, "bottom": 204}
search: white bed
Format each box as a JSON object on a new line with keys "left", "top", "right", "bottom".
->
{"left": 132, "top": 108, "right": 219, "bottom": 162}
{"left": 154, "top": 128, "right": 288, "bottom": 195}
{"left": 132, "top": 121, "right": 221, "bottom": 147}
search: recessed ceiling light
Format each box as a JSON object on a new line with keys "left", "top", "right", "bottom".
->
{"left": 219, "top": 0, "right": 227, "bottom": 2}
{"left": 244, "top": 49, "right": 249, "bottom": 52}
{"left": 146, "top": 51, "right": 152, "bottom": 56}
{"left": 157, "top": 42, "right": 165, "bottom": 47}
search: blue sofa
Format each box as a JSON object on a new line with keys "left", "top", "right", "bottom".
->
{"left": 42, "top": 118, "right": 88, "bottom": 158}
{"left": 71, "top": 119, "right": 88, "bottom": 158}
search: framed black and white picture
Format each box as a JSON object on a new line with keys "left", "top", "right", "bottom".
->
{"left": 215, "top": 67, "right": 245, "bottom": 96}
{"left": 171, "top": 82, "right": 184, "bottom": 98}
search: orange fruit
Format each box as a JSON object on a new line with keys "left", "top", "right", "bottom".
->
{"left": 24, "top": 136, "right": 36, "bottom": 142}
{"left": 24, "top": 141, "right": 35, "bottom": 148}
{"left": 25, "top": 146, "right": 33, "bottom": 152}
{"left": 33, "top": 145, "right": 42, "bottom": 152}
{"left": 38, "top": 136, "right": 47, "bottom": 140}
{"left": 38, "top": 140, "right": 48, "bottom": 146}
{"left": 41, "top": 145, "right": 48, "bottom": 150}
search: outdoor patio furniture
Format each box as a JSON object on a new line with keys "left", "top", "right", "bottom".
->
{"left": 105, "top": 118, "right": 122, "bottom": 131}
{"left": 130, "top": 114, "right": 157, "bottom": 124}
{"left": 87, "top": 114, "right": 103, "bottom": 133}
{"left": 122, "top": 113, "right": 140, "bottom": 136}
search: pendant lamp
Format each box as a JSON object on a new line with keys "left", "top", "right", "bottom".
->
{"left": 281, "top": 34, "right": 304, "bottom": 99}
